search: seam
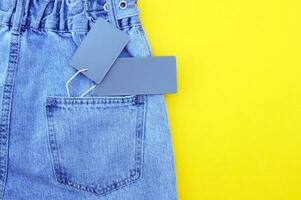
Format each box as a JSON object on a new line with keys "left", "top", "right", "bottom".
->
{"left": 133, "top": 95, "right": 146, "bottom": 178}
{"left": 0, "top": 35, "right": 20, "bottom": 199}
{"left": 54, "top": 104, "right": 136, "bottom": 110}
{"left": 137, "top": 25, "right": 152, "bottom": 56}
{"left": 119, "top": 22, "right": 142, "bottom": 31}
{"left": 140, "top": 95, "right": 147, "bottom": 178}
{"left": 115, "top": 10, "right": 140, "bottom": 21}
{"left": 45, "top": 104, "right": 67, "bottom": 184}
{"left": 46, "top": 95, "right": 138, "bottom": 106}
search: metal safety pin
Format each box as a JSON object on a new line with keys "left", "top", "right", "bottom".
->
{"left": 66, "top": 68, "right": 97, "bottom": 98}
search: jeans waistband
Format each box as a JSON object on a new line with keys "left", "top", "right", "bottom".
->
{"left": 0, "top": 0, "right": 139, "bottom": 33}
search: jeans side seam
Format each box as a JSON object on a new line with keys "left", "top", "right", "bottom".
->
{"left": 0, "top": 34, "right": 21, "bottom": 200}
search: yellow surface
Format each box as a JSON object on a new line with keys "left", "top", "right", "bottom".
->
{"left": 139, "top": 0, "right": 301, "bottom": 199}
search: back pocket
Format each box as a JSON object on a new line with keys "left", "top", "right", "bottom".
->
{"left": 45, "top": 95, "right": 146, "bottom": 196}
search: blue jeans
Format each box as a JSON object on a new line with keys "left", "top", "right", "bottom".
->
{"left": 0, "top": 0, "right": 177, "bottom": 199}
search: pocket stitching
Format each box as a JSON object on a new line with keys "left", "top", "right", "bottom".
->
{"left": 46, "top": 95, "right": 140, "bottom": 106}
{"left": 46, "top": 103, "right": 67, "bottom": 184}
{"left": 46, "top": 95, "right": 146, "bottom": 196}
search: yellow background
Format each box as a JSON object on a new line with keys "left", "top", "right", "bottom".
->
{"left": 139, "top": 0, "right": 301, "bottom": 199}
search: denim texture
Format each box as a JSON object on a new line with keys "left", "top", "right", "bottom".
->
{"left": 0, "top": 0, "right": 177, "bottom": 199}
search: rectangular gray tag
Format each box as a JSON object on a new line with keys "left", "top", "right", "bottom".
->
{"left": 95, "top": 56, "right": 177, "bottom": 95}
{"left": 69, "top": 18, "right": 129, "bottom": 84}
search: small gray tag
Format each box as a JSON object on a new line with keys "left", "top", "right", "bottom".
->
{"left": 69, "top": 18, "right": 129, "bottom": 84}
{"left": 95, "top": 56, "right": 177, "bottom": 95}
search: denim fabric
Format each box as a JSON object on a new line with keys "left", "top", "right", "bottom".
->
{"left": 0, "top": 0, "right": 177, "bottom": 199}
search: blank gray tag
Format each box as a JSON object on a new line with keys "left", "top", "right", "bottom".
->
{"left": 95, "top": 56, "right": 177, "bottom": 95}
{"left": 69, "top": 18, "right": 129, "bottom": 84}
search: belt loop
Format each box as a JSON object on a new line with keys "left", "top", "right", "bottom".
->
{"left": 106, "top": 0, "right": 120, "bottom": 29}
{"left": 23, "top": 0, "right": 31, "bottom": 28}
{"left": 83, "top": 0, "right": 95, "bottom": 23}
{"left": 12, "top": 0, "right": 25, "bottom": 34}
